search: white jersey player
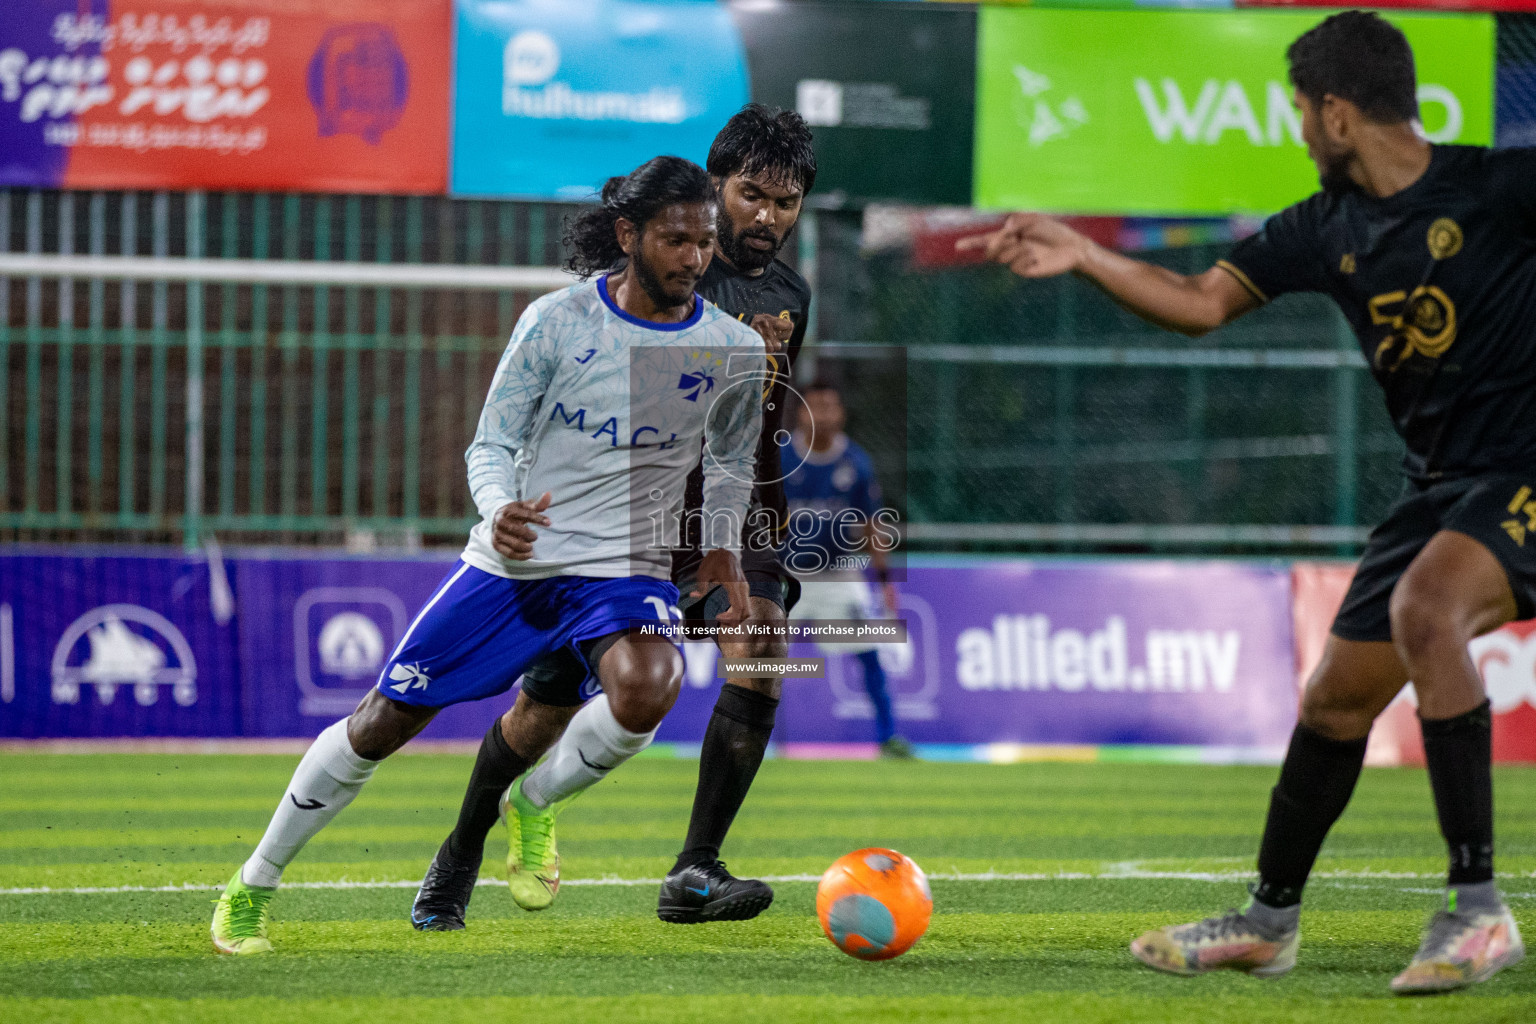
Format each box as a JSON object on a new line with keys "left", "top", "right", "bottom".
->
{"left": 213, "top": 156, "right": 764, "bottom": 952}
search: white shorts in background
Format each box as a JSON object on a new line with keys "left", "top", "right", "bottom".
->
{"left": 789, "top": 576, "right": 880, "bottom": 655}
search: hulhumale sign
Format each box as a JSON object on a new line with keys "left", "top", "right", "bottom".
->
{"left": 451, "top": 0, "right": 749, "bottom": 199}
{"left": 974, "top": 9, "right": 1495, "bottom": 215}
{"left": 0, "top": 0, "right": 450, "bottom": 192}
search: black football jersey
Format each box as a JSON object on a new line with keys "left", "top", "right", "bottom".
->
{"left": 675, "top": 255, "right": 811, "bottom": 571}
{"left": 1221, "top": 145, "right": 1536, "bottom": 481}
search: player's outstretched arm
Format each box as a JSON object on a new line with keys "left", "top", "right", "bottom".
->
{"left": 956, "top": 213, "right": 1260, "bottom": 337}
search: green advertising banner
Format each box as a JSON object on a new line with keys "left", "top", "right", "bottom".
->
{"left": 731, "top": 1, "right": 976, "bottom": 206}
{"left": 974, "top": 9, "right": 1495, "bottom": 216}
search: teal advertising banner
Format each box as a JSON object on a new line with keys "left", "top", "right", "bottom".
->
{"left": 730, "top": 1, "right": 976, "bottom": 206}
{"left": 451, "top": 0, "right": 749, "bottom": 199}
{"left": 974, "top": 9, "right": 1495, "bottom": 215}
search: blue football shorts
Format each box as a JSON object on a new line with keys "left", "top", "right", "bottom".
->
{"left": 373, "top": 561, "right": 681, "bottom": 708}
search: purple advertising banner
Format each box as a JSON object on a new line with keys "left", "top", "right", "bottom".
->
{"left": 771, "top": 561, "right": 1298, "bottom": 750}
{"left": 1, "top": 551, "right": 1297, "bottom": 748}
{"left": 0, "top": 549, "right": 240, "bottom": 737}
{"left": 233, "top": 553, "right": 523, "bottom": 741}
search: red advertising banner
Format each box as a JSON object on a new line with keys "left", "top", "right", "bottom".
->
{"left": 1292, "top": 563, "right": 1536, "bottom": 765}
{"left": 7, "top": 0, "right": 449, "bottom": 192}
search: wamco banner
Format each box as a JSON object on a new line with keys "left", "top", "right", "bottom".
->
{"left": 974, "top": 9, "right": 1494, "bottom": 215}
{"left": 451, "top": 0, "right": 749, "bottom": 199}
{"left": 1, "top": 0, "right": 451, "bottom": 192}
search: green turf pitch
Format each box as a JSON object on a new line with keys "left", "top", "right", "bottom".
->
{"left": 3, "top": 753, "right": 1535, "bottom": 1023}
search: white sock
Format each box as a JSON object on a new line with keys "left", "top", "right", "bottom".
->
{"left": 240, "top": 718, "right": 378, "bottom": 888}
{"left": 519, "top": 694, "right": 655, "bottom": 809}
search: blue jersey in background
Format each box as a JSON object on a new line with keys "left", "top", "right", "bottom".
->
{"left": 781, "top": 434, "right": 881, "bottom": 573}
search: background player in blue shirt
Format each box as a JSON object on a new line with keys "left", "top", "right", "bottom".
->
{"left": 783, "top": 382, "right": 910, "bottom": 757}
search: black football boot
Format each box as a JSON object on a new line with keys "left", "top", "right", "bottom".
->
{"left": 411, "top": 839, "right": 480, "bottom": 931}
{"left": 657, "top": 860, "right": 774, "bottom": 924}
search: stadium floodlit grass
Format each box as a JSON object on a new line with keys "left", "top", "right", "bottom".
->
{"left": 3, "top": 753, "right": 1536, "bottom": 1023}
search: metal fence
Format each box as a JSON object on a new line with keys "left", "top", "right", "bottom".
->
{"left": 2, "top": 187, "right": 1401, "bottom": 556}
{"left": 15, "top": 13, "right": 1536, "bottom": 552}
{"left": 1, "top": 189, "right": 569, "bottom": 547}
{"left": 821, "top": 230, "right": 1402, "bottom": 555}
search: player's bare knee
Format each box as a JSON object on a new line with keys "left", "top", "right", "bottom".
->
{"left": 719, "top": 630, "right": 785, "bottom": 661}
{"left": 346, "top": 690, "right": 435, "bottom": 760}
{"left": 608, "top": 676, "right": 680, "bottom": 733}
{"left": 718, "top": 599, "right": 786, "bottom": 691}
{"left": 1298, "top": 684, "right": 1376, "bottom": 740}
{"left": 721, "top": 600, "right": 786, "bottom": 662}
{"left": 1389, "top": 581, "right": 1470, "bottom": 668}
{"left": 747, "top": 632, "right": 786, "bottom": 660}
{"left": 603, "top": 641, "right": 682, "bottom": 732}
{"left": 725, "top": 635, "right": 785, "bottom": 698}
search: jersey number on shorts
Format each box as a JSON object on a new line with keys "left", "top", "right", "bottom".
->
{"left": 644, "top": 596, "right": 684, "bottom": 621}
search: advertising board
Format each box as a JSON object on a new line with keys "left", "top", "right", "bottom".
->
{"left": 1293, "top": 562, "right": 1536, "bottom": 765}
{"left": 974, "top": 9, "right": 1495, "bottom": 215}
{"left": 451, "top": 0, "right": 748, "bottom": 199}
{"left": 0, "top": 551, "right": 240, "bottom": 737}
{"left": 2, "top": 0, "right": 450, "bottom": 192}
{"left": 2, "top": 550, "right": 1299, "bottom": 754}
{"left": 762, "top": 560, "right": 1298, "bottom": 751}
{"left": 729, "top": 1, "right": 976, "bottom": 206}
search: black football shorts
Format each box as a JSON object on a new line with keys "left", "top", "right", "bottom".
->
{"left": 674, "top": 546, "right": 801, "bottom": 621}
{"left": 1332, "top": 473, "right": 1536, "bottom": 643}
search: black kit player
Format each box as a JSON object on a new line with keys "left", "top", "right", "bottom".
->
{"left": 961, "top": 11, "right": 1527, "bottom": 995}
{"left": 412, "top": 104, "right": 817, "bottom": 929}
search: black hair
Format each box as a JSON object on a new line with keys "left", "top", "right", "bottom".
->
{"left": 706, "top": 103, "right": 817, "bottom": 194}
{"left": 562, "top": 155, "right": 713, "bottom": 278}
{"left": 1286, "top": 11, "right": 1418, "bottom": 124}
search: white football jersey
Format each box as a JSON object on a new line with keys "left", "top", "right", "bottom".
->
{"left": 462, "top": 275, "right": 765, "bottom": 581}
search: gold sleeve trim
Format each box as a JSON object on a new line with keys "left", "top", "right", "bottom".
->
{"left": 1216, "top": 260, "right": 1269, "bottom": 305}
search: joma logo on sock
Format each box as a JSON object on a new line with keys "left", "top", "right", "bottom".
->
{"left": 387, "top": 662, "right": 430, "bottom": 694}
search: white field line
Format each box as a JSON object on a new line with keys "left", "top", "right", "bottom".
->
{"left": 6, "top": 869, "right": 1536, "bottom": 897}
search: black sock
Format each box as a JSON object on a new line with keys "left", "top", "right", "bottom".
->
{"left": 673, "top": 684, "right": 779, "bottom": 873}
{"left": 1421, "top": 700, "right": 1494, "bottom": 887}
{"left": 445, "top": 720, "right": 534, "bottom": 866}
{"left": 1252, "top": 722, "right": 1369, "bottom": 908}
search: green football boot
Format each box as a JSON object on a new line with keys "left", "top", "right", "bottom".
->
{"left": 211, "top": 869, "right": 275, "bottom": 955}
{"left": 499, "top": 781, "right": 562, "bottom": 911}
